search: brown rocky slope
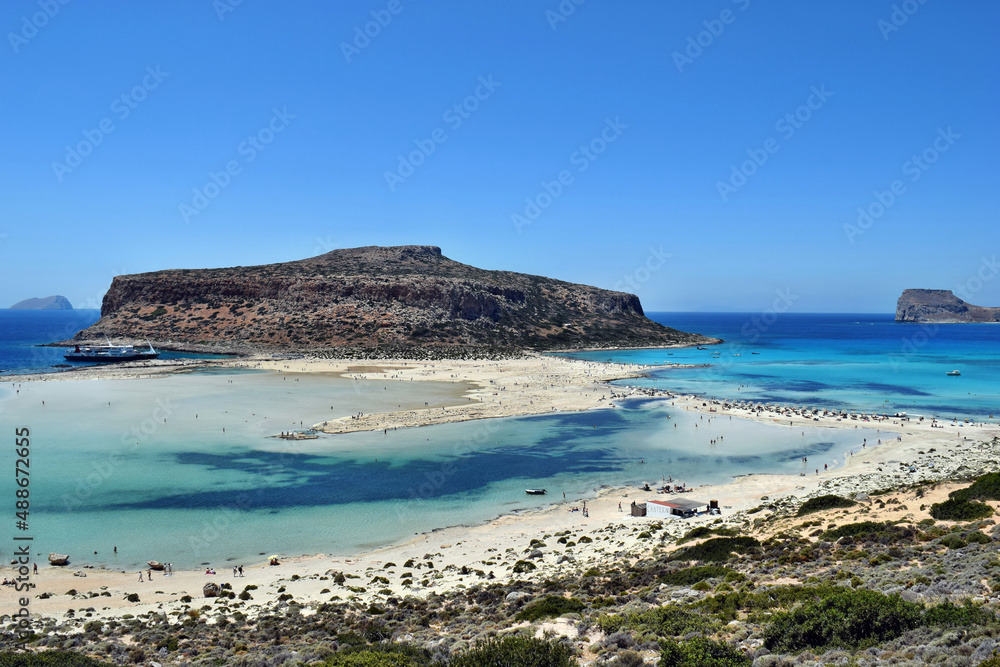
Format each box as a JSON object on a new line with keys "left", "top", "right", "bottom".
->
{"left": 71, "top": 245, "right": 717, "bottom": 355}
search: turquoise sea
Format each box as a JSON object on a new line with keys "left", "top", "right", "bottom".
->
{"left": 0, "top": 311, "right": 996, "bottom": 569}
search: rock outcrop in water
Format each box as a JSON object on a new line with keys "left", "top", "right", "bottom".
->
{"left": 71, "top": 245, "right": 717, "bottom": 355}
{"left": 10, "top": 295, "right": 73, "bottom": 310}
{"left": 895, "top": 289, "right": 1000, "bottom": 323}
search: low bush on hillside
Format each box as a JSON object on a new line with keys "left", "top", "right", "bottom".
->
{"left": 929, "top": 473, "right": 1000, "bottom": 521}
{"left": 930, "top": 498, "right": 994, "bottom": 521}
{"left": 667, "top": 537, "right": 760, "bottom": 563}
{"left": 515, "top": 595, "right": 585, "bottom": 622}
{"left": 676, "top": 526, "right": 737, "bottom": 544}
{"left": 449, "top": 636, "right": 575, "bottom": 667}
{"left": 762, "top": 588, "right": 996, "bottom": 652}
{"left": 797, "top": 494, "right": 856, "bottom": 516}
{"left": 658, "top": 636, "right": 750, "bottom": 667}
{"left": 599, "top": 604, "right": 717, "bottom": 638}
{"left": 820, "top": 521, "right": 919, "bottom": 544}
{"left": 657, "top": 565, "right": 744, "bottom": 586}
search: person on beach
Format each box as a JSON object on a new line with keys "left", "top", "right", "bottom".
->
{"left": 138, "top": 572, "right": 143, "bottom": 582}
{"left": 238, "top": 565, "right": 243, "bottom": 576}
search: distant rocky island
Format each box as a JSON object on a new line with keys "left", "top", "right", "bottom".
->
{"left": 10, "top": 295, "right": 73, "bottom": 310}
{"left": 896, "top": 289, "right": 1000, "bottom": 323}
{"left": 71, "top": 245, "right": 718, "bottom": 355}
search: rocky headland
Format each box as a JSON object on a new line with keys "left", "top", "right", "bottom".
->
{"left": 896, "top": 289, "right": 1000, "bottom": 323}
{"left": 69, "top": 246, "right": 718, "bottom": 356}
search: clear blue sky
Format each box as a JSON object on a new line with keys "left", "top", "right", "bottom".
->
{"left": 1, "top": 1, "right": 997, "bottom": 312}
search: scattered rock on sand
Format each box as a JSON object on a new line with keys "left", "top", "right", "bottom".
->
{"left": 48, "top": 553, "right": 69, "bottom": 566}
{"left": 204, "top": 582, "right": 222, "bottom": 597}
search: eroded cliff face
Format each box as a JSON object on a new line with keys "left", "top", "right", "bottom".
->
{"left": 895, "top": 289, "right": 1000, "bottom": 323}
{"left": 73, "top": 246, "right": 716, "bottom": 353}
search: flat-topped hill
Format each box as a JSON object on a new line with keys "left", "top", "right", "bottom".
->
{"left": 71, "top": 245, "right": 717, "bottom": 355}
{"left": 895, "top": 289, "right": 1000, "bottom": 323}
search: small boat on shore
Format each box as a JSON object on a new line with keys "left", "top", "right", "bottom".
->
{"left": 946, "top": 370, "right": 961, "bottom": 376}
{"left": 525, "top": 489, "right": 547, "bottom": 495}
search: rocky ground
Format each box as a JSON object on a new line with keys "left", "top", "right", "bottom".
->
{"left": 5, "top": 437, "right": 1000, "bottom": 666}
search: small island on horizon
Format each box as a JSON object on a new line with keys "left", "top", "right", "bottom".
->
{"left": 9, "top": 294, "right": 73, "bottom": 310}
{"left": 896, "top": 288, "right": 1000, "bottom": 323}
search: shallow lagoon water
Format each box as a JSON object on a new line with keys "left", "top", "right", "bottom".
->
{"left": 564, "top": 313, "right": 1000, "bottom": 419}
{"left": 1, "top": 371, "right": 873, "bottom": 568}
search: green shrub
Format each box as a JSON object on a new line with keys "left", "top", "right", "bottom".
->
{"left": 953, "top": 473, "right": 1000, "bottom": 501}
{"left": 930, "top": 498, "right": 994, "bottom": 521}
{"left": 512, "top": 560, "right": 537, "bottom": 573}
{"left": 668, "top": 537, "right": 760, "bottom": 563}
{"left": 515, "top": 595, "right": 585, "bottom": 622}
{"left": 449, "top": 636, "right": 574, "bottom": 667}
{"left": 923, "top": 600, "right": 995, "bottom": 627}
{"left": 658, "top": 637, "right": 750, "bottom": 667}
{"left": 797, "top": 494, "right": 856, "bottom": 516}
{"left": 821, "top": 521, "right": 890, "bottom": 541}
{"left": 658, "top": 565, "right": 742, "bottom": 586}
{"left": 599, "top": 604, "right": 716, "bottom": 637}
{"left": 939, "top": 534, "right": 968, "bottom": 549}
{"left": 977, "top": 651, "right": 1000, "bottom": 667}
{"left": 763, "top": 588, "right": 924, "bottom": 651}
{"left": 677, "top": 526, "right": 737, "bottom": 544}
{"left": 319, "top": 643, "right": 432, "bottom": 667}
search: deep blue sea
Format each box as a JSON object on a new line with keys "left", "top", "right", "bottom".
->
{"left": 0, "top": 310, "right": 995, "bottom": 568}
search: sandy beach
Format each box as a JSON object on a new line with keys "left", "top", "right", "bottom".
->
{"left": 5, "top": 352, "right": 999, "bottom": 628}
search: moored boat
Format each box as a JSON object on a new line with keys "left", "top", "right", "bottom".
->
{"left": 65, "top": 337, "right": 160, "bottom": 363}
{"left": 946, "top": 370, "right": 961, "bottom": 376}
{"left": 525, "top": 488, "right": 547, "bottom": 495}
